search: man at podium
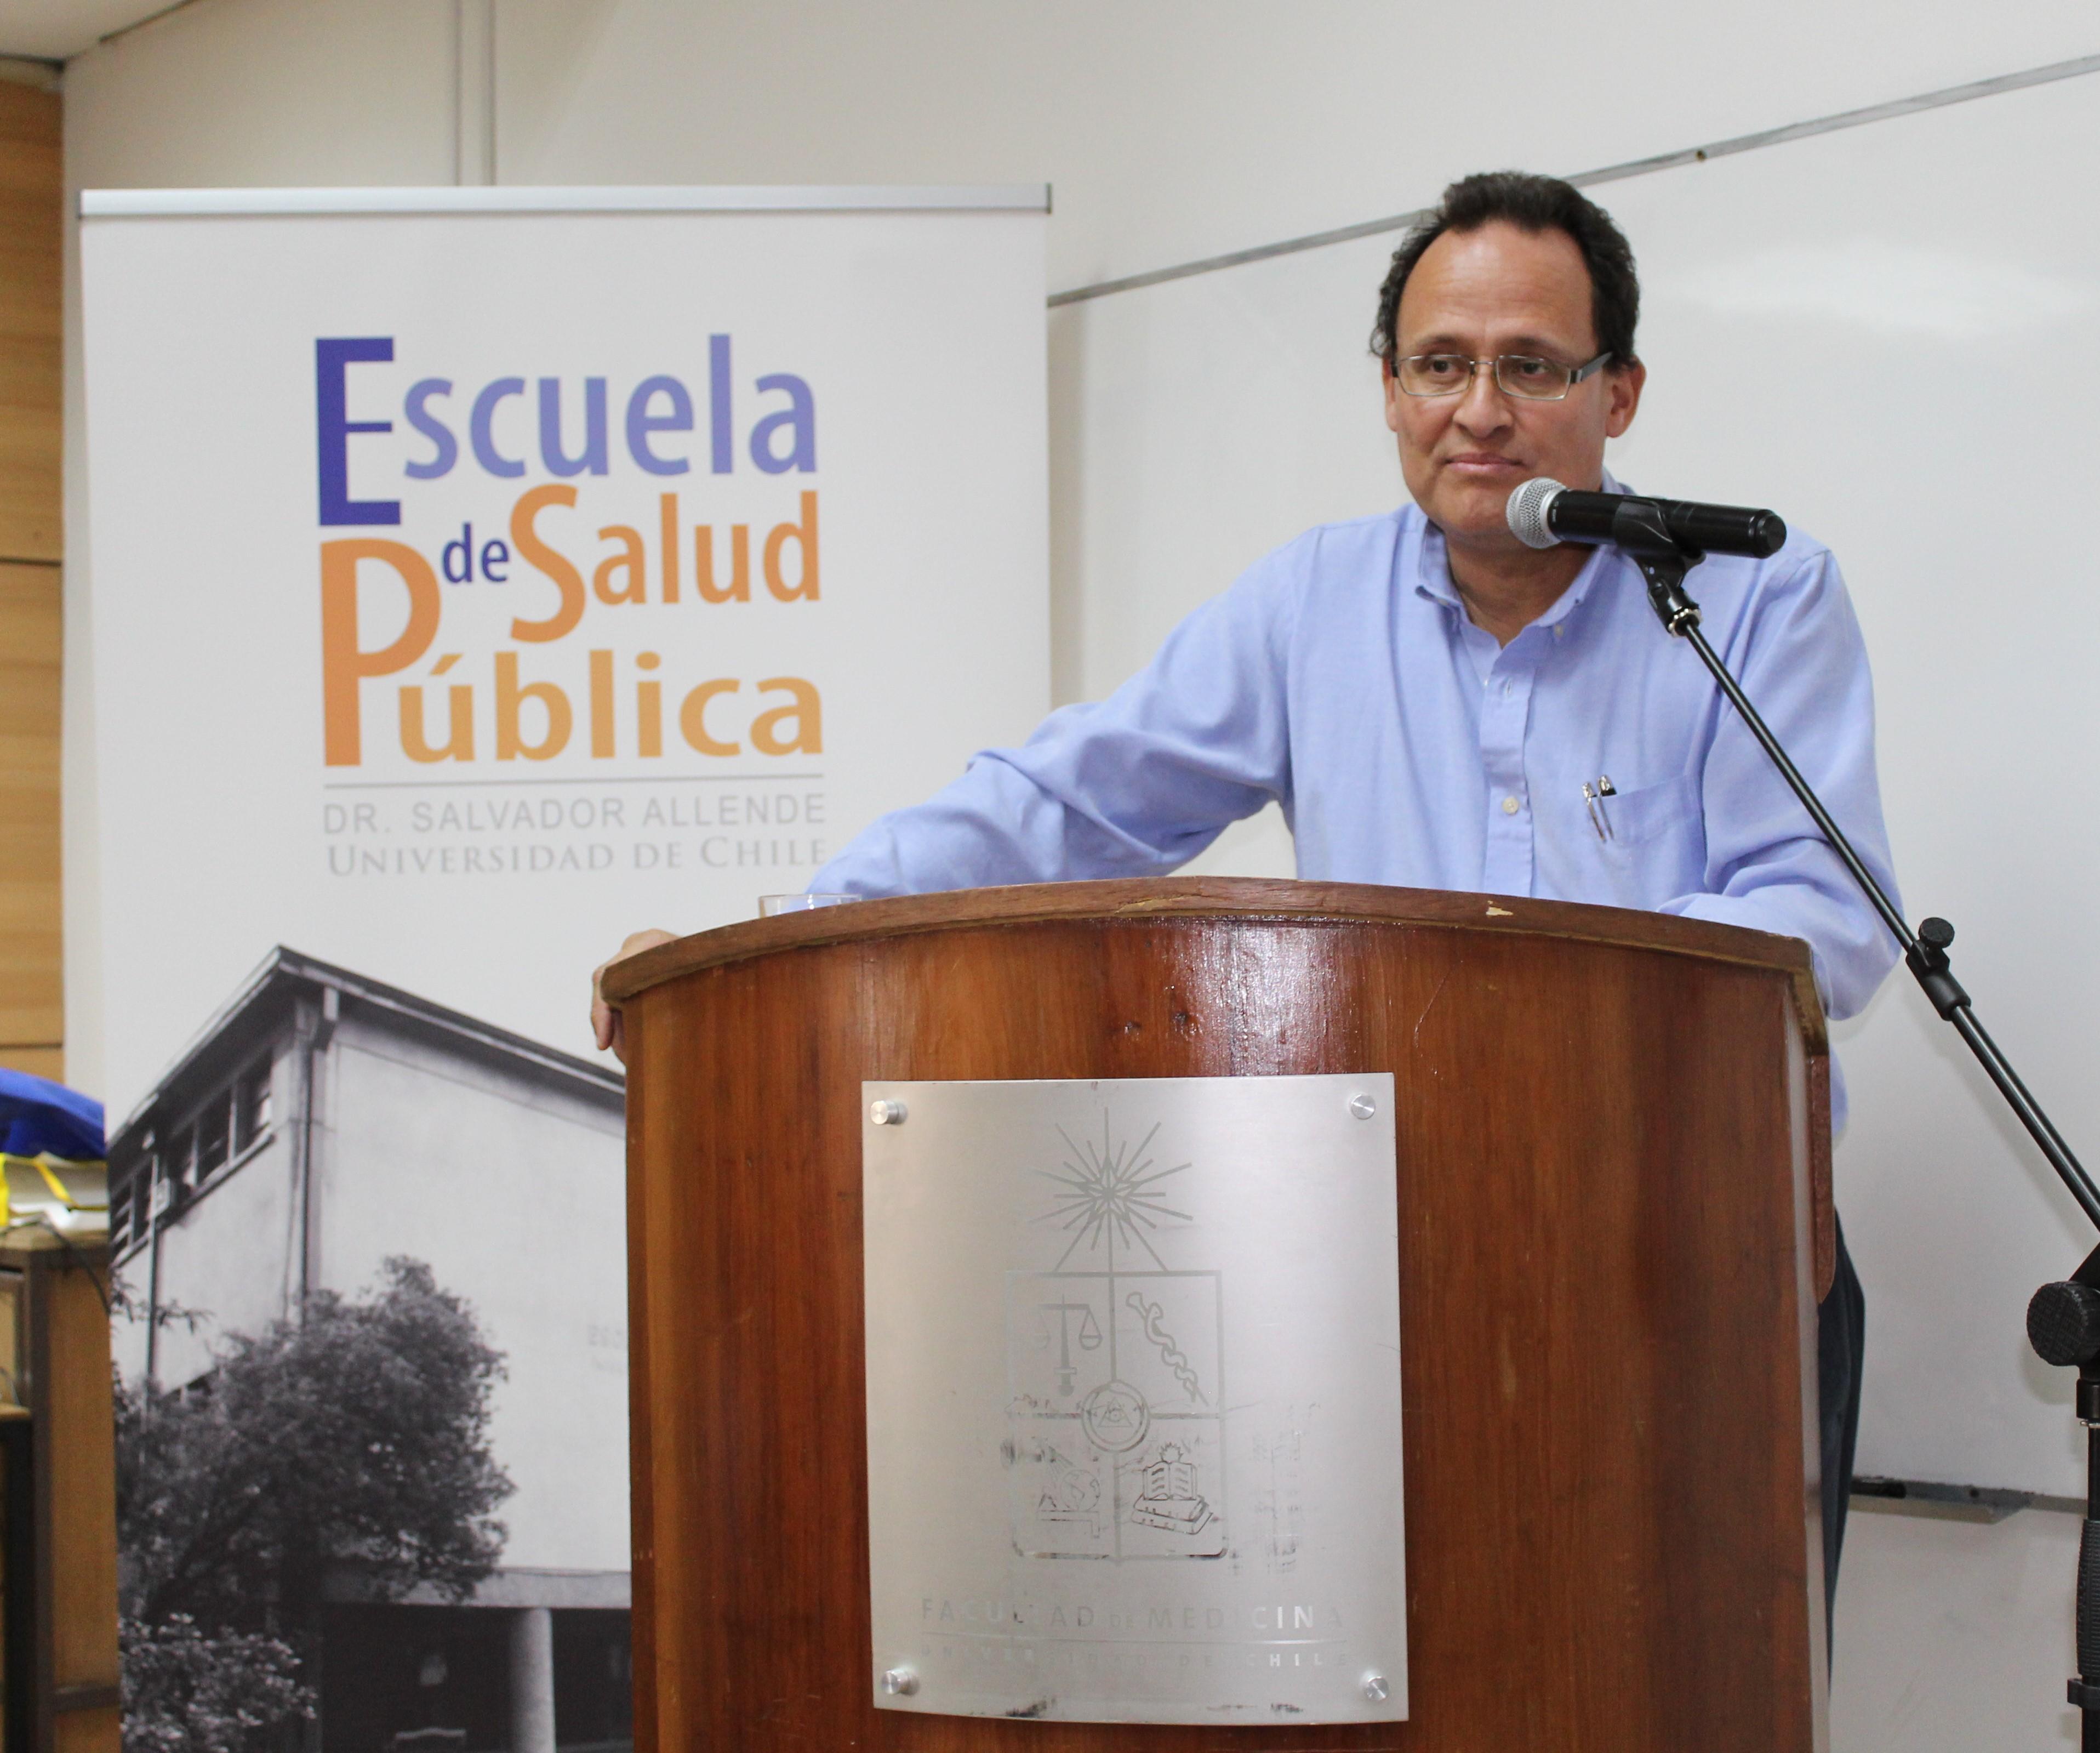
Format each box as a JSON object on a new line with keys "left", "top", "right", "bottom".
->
{"left": 593, "top": 170, "right": 1900, "bottom": 1616}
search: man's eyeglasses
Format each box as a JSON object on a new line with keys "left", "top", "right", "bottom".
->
{"left": 1393, "top": 350, "right": 1612, "bottom": 402}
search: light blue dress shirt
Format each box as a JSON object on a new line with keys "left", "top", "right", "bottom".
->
{"left": 814, "top": 490, "right": 1902, "bottom": 1115}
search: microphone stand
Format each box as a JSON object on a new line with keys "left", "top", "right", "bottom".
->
{"left": 1611, "top": 499, "right": 2100, "bottom": 1746}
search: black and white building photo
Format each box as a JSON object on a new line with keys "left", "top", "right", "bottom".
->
{"left": 106, "top": 949, "right": 631, "bottom": 1753}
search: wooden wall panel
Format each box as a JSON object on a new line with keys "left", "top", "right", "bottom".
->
{"left": 18, "top": 1247, "right": 119, "bottom": 1753}
{"left": 0, "top": 83, "right": 59, "bottom": 565}
{"left": 44, "top": 1259, "right": 119, "bottom": 1700}
{"left": 0, "top": 1048, "right": 62, "bottom": 1081}
{"left": 0, "top": 77, "right": 60, "bottom": 1081}
{"left": 53, "top": 1708, "right": 120, "bottom": 1753}
{"left": 0, "top": 564, "right": 60, "bottom": 1056}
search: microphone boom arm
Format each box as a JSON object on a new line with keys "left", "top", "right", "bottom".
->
{"left": 1617, "top": 508, "right": 2100, "bottom": 1231}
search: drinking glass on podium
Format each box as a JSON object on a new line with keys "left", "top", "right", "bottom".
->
{"left": 758, "top": 893, "right": 858, "bottom": 917}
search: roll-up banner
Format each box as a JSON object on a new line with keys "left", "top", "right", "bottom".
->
{"left": 81, "top": 187, "right": 1047, "bottom": 1749}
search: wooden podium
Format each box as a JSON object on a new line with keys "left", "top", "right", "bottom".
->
{"left": 605, "top": 878, "right": 1831, "bottom": 1750}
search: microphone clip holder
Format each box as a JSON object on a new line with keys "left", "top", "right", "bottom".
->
{"left": 1612, "top": 498, "right": 1704, "bottom": 635}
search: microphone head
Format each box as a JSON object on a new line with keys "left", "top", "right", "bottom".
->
{"left": 1505, "top": 476, "right": 1566, "bottom": 550}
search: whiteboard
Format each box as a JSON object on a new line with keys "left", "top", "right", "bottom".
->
{"left": 1049, "top": 70, "right": 2100, "bottom": 1495}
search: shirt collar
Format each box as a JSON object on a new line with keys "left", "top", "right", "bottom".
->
{"left": 1410, "top": 469, "right": 1629, "bottom": 631}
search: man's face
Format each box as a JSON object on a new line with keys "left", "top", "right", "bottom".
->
{"left": 1383, "top": 220, "right": 1644, "bottom": 548}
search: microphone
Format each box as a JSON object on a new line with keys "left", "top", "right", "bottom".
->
{"left": 1505, "top": 477, "right": 1787, "bottom": 559}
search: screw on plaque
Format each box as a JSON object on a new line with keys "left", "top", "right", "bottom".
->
{"left": 1362, "top": 1672, "right": 1390, "bottom": 1701}
{"left": 881, "top": 1668, "right": 919, "bottom": 1697}
{"left": 1349, "top": 1094, "right": 1377, "bottom": 1120}
{"left": 869, "top": 1099, "right": 908, "bottom": 1126}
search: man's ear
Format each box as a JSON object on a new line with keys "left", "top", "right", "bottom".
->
{"left": 1382, "top": 355, "right": 1403, "bottom": 435}
{"left": 1605, "top": 359, "right": 1646, "bottom": 439}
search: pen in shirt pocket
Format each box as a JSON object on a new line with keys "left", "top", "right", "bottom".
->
{"left": 1582, "top": 775, "right": 1617, "bottom": 841}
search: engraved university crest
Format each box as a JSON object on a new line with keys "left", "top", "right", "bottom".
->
{"left": 1005, "top": 1115, "right": 1227, "bottom": 1560}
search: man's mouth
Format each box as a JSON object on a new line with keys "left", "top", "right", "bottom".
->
{"left": 1443, "top": 452, "right": 1524, "bottom": 477}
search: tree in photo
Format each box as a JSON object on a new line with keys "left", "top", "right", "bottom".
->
{"left": 116, "top": 1257, "right": 513, "bottom": 1753}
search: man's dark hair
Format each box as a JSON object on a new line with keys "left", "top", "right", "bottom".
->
{"left": 1370, "top": 171, "right": 1640, "bottom": 371}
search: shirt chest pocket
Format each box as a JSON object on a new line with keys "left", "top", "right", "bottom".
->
{"left": 1594, "top": 772, "right": 1699, "bottom": 849}
{"left": 1538, "top": 769, "right": 1705, "bottom": 910}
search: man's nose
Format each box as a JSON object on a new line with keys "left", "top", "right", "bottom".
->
{"left": 1452, "top": 366, "right": 1513, "bottom": 435}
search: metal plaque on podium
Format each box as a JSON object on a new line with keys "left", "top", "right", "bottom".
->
{"left": 863, "top": 1073, "right": 1407, "bottom": 1725}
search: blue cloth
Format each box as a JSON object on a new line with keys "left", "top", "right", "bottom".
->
{"left": 815, "top": 490, "right": 1902, "bottom": 1115}
{"left": 0, "top": 1069, "right": 105, "bottom": 1161}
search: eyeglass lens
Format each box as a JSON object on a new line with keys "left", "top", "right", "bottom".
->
{"left": 1396, "top": 355, "right": 1576, "bottom": 401}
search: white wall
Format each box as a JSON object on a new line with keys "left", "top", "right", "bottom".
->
{"left": 1834, "top": 1503, "right": 2084, "bottom": 1749}
{"left": 60, "top": 1, "right": 2100, "bottom": 1744}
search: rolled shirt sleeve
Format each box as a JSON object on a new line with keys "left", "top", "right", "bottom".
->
{"left": 811, "top": 550, "right": 1301, "bottom": 897}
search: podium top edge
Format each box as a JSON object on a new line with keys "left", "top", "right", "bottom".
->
{"left": 602, "top": 877, "right": 1824, "bottom": 1044}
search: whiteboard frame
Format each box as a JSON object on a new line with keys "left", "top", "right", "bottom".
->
{"left": 80, "top": 184, "right": 1052, "bottom": 219}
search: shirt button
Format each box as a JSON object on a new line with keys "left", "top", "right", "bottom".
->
{"left": 1553, "top": 625, "right": 1566, "bottom": 640}
{"left": 1501, "top": 795, "right": 1521, "bottom": 816}
{"left": 1500, "top": 680, "right": 1512, "bottom": 697}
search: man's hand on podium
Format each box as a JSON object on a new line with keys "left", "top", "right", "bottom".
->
{"left": 592, "top": 929, "right": 677, "bottom": 1064}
